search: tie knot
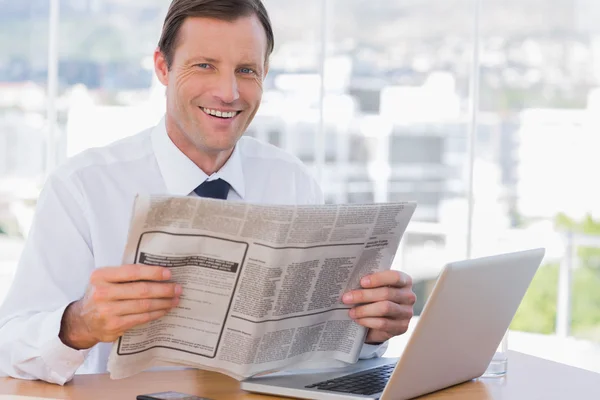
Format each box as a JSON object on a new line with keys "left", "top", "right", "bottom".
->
{"left": 194, "top": 178, "right": 230, "bottom": 200}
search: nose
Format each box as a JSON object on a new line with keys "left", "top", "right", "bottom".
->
{"left": 212, "top": 70, "right": 240, "bottom": 104}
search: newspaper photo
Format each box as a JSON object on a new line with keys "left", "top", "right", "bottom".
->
{"left": 107, "top": 195, "right": 416, "bottom": 380}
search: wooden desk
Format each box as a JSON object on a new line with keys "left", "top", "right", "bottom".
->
{"left": 1, "top": 351, "right": 599, "bottom": 400}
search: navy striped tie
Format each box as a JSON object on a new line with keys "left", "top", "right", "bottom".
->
{"left": 194, "top": 178, "right": 230, "bottom": 200}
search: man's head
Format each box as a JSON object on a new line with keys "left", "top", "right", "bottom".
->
{"left": 154, "top": 0, "right": 274, "bottom": 172}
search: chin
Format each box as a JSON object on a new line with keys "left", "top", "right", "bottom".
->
{"left": 199, "top": 137, "right": 239, "bottom": 153}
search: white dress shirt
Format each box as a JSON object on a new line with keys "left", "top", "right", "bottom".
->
{"left": 0, "top": 117, "right": 385, "bottom": 385}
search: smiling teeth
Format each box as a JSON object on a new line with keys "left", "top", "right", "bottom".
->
{"left": 202, "top": 108, "right": 237, "bottom": 118}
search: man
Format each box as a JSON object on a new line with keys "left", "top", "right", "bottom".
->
{"left": 0, "top": 0, "right": 416, "bottom": 385}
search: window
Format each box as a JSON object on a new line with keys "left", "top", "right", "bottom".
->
{"left": 477, "top": 0, "right": 600, "bottom": 353}
{"left": 1, "top": 0, "right": 599, "bottom": 372}
{"left": 0, "top": 0, "right": 50, "bottom": 303}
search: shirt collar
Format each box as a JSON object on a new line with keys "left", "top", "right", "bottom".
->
{"left": 151, "top": 117, "right": 246, "bottom": 199}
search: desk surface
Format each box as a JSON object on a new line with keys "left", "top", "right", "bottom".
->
{"left": 1, "top": 351, "right": 599, "bottom": 400}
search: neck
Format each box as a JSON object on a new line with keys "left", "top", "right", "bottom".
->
{"left": 165, "top": 117, "right": 234, "bottom": 176}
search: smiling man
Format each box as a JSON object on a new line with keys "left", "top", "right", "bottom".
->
{"left": 0, "top": 0, "right": 416, "bottom": 385}
{"left": 156, "top": 9, "right": 269, "bottom": 175}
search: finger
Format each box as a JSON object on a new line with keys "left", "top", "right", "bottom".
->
{"left": 113, "top": 298, "right": 180, "bottom": 316}
{"left": 360, "top": 270, "right": 412, "bottom": 289}
{"left": 349, "top": 301, "right": 413, "bottom": 320}
{"left": 91, "top": 264, "right": 172, "bottom": 284}
{"left": 365, "top": 329, "right": 391, "bottom": 344}
{"left": 342, "top": 286, "right": 416, "bottom": 305}
{"left": 93, "top": 281, "right": 182, "bottom": 301}
{"left": 353, "top": 317, "right": 410, "bottom": 337}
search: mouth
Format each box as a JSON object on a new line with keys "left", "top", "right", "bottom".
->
{"left": 200, "top": 107, "right": 242, "bottom": 120}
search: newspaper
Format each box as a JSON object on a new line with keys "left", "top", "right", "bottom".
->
{"left": 107, "top": 195, "right": 416, "bottom": 380}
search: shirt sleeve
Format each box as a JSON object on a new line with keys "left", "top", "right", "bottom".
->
{"left": 0, "top": 171, "right": 94, "bottom": 384}
{"left": 308, "top": 175, "right": 325, "bottom": 205}
{"left": 359, "top": 342, "right": 388, "bottom": 359}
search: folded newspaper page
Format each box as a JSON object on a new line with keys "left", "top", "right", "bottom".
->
{"left": 107, "top": 195, "right": 416, "bottom": 380}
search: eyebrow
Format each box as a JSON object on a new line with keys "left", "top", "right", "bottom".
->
{"left": 192, "top": 56, "right": 220, "bottom": 64}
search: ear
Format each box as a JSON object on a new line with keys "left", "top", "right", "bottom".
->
{"left": 263, "top": 60, "right": 270, "bottom": 79}
{"left": 154, "top": 47, "right": 169, "bottom": 86}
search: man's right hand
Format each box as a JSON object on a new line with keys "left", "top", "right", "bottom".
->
{"left": 59, "top": 264, "right": 181, "bottom": 350}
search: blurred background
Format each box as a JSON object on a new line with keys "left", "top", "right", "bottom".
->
{"left": 1, "top": 0, "right": 600, "bottom": 373}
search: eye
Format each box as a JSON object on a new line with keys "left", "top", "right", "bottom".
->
{"left": 195, "top": 63, "right": 211, "bottom": 69}
{"left": 239, "top": 67, "right": 255, "bottom": 75}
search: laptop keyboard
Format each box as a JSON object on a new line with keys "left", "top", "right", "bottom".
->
{"left": 304, "top": 363, "right": 396, "bottom": 396}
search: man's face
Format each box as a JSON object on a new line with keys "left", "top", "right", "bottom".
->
{"left": 155, "top": 15, "right": 268, "bottom": 155}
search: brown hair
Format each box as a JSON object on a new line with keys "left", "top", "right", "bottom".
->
{"left": 158, "top": 0, "right": 275, "bottom": 69}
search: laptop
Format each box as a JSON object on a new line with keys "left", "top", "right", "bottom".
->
{"left": 240, "top": 248, "right": 545, "bottom": 400}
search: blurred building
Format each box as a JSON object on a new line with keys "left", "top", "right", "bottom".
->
{"left": 0, "top": 111, "right": 45, "bottom": 178}
{"left": 516, "top": 96, "right": 600, "bottom": 220}
{"left": 250, "top": 71, "right": 478, "bottom": 223}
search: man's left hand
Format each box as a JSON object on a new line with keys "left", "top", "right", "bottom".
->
{"left": 342, "top": 270, "right": 416, "bottom": 344}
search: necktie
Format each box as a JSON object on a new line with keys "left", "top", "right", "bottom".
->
{"left": 194, "top": 178, "right": 230, "bottom": 200}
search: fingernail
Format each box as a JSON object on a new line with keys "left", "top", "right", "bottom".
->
{"left": 361, "top": 277, "right": 371, "bottom": 287}
{"left": 173, "top": 297, "right": 180, "bottom": 305}
{"left": 163, "top": 269, "right": 171, "bottom": 279}
{"left": 343, "top": 293, "right": 353, "bottom": 303}
{"left": 175, "top": 284, "right": 182, "bottom": 295}
{"left": 349, "top": 309, "right": 356, "bottom": 319}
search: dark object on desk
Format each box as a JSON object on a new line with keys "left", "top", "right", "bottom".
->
{"left": 137, "top": 391, "right": 215, "bottom": 400}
